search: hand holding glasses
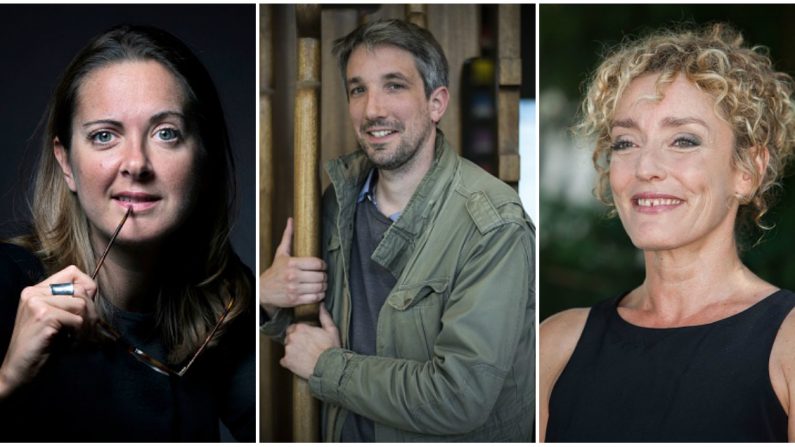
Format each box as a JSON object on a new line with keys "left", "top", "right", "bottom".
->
{"left": 52, "top": 207, "right": 233, "bottom": 377}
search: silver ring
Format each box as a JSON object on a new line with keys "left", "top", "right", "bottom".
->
{"left": 50, "top": 283, "right": 75, "bottom": 296}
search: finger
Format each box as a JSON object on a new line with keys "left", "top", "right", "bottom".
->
{"left": 36, "top": 305, "right": 85, "bottom": 332}
{"left": 275, "top": 218, "right": 294, "bottom": 257}
{"left": 33, "top": 283, "right": 93, "bottom": 309}
{"left": 291, "top": 282, "right": 326, "bottom": 295}
{"left": 319, "top": 305, "right": 336, "bottom": 331}
{"left": 290, "top": 293, "right": 325, "bottom": 306}
{"left": 287, "top": 257, "right": 326, "bottom": 272}
{"left": 39, "top": 296, "right": 89, "bottom": 317}
{"left": 42, "top": 266, "right": 97, "bottom": 300}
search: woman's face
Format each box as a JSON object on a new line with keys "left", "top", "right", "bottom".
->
{"left": 55, "top": 60, "right": 200, "bottom": 247}
{"left": 608, "top": 73, "right": 755, "bottom": 252}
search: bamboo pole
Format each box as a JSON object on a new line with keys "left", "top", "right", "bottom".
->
{"left": 496, "top": 4, "right": 521, "bottom": 187}
{"left": 292, "top": 4, "right": 321, "bottom": 442}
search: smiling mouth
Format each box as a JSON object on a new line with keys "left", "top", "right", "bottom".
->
{"left": 367, "top": 129, "right": 398, "bottom": 138}
{"left": 634, "top": 198, "right": 683, "bottom": 207}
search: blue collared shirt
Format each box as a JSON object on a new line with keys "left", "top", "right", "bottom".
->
{"left": 357, "top": 169, "right": 401, "bottom": 222}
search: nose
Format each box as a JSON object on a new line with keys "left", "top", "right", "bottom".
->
{"left": 120, "top": 137, "right": 153, "bottom": 181}
{"left": 364, "top": 90, "right": 386, "bottom": 121}
{"left": 634, "top": 146, "right": 667, "bottom": 182}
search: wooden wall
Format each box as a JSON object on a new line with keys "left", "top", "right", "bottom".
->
{"left": 259, "top": 4, "right": 519, "bottom": 440}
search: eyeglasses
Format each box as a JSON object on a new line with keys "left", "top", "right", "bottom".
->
{"left": 91, "top": 207, "right": 233, "bottom": 377}
{"left": 94, "top": 297, "right": 234, "bottom": 377}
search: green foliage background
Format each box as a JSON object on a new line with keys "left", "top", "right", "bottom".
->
{"left": 540, "top": 4, "right": 795, "bottom": 321}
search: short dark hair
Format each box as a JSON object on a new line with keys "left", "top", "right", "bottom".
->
{"left": 332, "top": 18, "right": 449, "bottom": 98}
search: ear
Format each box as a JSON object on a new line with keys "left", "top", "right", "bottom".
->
{"left": 53, "top": 138, "right": 77, "bottom": 192}
{"left": 735, "top": 145, "right": 769, "bottom": 201}
{"left": 428, "top": 86, "right": 449, "bottom": 124}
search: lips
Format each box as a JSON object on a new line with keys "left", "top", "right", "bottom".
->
{"left": 631, "top": 193, "right": 684, "bottom": 213}
{"left": 112, "top": 191, "right": 161, "bottom": 212}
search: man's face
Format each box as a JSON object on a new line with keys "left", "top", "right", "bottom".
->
{"left": 346, "top": 44, "right": 443, "bottom": 173}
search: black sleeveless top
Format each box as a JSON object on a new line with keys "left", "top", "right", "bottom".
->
{"left": 546, "top": 290, "right": 795, "bottom": 442}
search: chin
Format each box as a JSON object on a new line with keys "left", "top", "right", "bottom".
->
{"left": 627, "top": 234, "right": 684, "bottom": 252}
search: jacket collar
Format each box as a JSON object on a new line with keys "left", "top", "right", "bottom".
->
{"left": 327, "top": 130, "right": 459, "bottom": 279}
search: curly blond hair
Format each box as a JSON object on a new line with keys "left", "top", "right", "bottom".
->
{"left": 578, "top": 23, "right": 795, "bottom": 232}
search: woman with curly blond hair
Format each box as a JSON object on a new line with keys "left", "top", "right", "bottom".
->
{"left": 540, "top": 23, "right": 795, "bottom": 442}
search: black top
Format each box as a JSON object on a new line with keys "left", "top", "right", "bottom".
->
{"left": 0, "top": 243, "right": 255, "bottom": 442}
{"left": 546, "top": 290, "right": 795, "bottom": 442}
{"left": 342, "top": 197, "right": 397, "bottom": 442}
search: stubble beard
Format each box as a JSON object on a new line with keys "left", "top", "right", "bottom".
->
{"left": 358, "top": 116, "right": 434, "bottom": 173}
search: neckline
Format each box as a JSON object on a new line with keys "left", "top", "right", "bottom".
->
{"left": 610, "top": 289, "right": 785, "bottom": 332}
{"left": 107, "top": 301, "right": 155, "bottom": 323}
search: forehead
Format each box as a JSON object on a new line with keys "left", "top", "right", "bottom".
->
{"left": 615, "top": 73, "right": 717, "bottom": 119}
{"left": 346, "top": 44, "right": 420, "bottom": 80}
{"left": 76, "top": 60, "right": 185, "bottom": 116}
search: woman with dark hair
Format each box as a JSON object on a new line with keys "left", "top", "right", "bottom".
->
{"left": 0, "top": 25, "right": 254, "bottom": 441}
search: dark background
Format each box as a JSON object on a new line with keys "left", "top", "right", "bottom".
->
{"left": 0, "top": 4, "right": 256, "bottom": 272}
{"left": 540, "top": 4, "right": 795, "bottom": 320}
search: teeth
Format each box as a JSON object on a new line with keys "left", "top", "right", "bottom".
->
{"left": 637, "top": 198, "right": 682, "bottom": 207}
{"left": 370, "top": 130, "right": 393, "bottom": 138}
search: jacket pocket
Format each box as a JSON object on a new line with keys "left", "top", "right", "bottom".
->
{"left": 385, "top": 279, "right": 448, "bottom": 311}
{"left": 381, "top": 280, "right": 448, "bottom": 361}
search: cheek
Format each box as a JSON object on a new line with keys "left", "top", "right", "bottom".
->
{"left": 403, "top": 100, "right": 426, "bottom": 123}
{"left": 349, "top": 100, "right": 364, "bottom": 124}
{"left": 166, "top": 153, "right": 200, "bottom": 197}
{"left": 608, "top": 159, "right": 630, "bottom": 196}
{"left": 73, "top": 155, "right": 118, "bottom": 188}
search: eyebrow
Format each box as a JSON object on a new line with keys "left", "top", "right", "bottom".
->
{"left": 81, "top": 119, "right": 122, "bottom": 129}
{"left": 660, "top": 116, "right": 708, "bottom": 128}
{"left": 149, "top": 110, "right": 185, "bottom": 125}
{"left": 80, "top": 110, "right": 185, "bottom": 129}
{"left": 611, "top": 118, "right": 638, "bottom": 130}
{"left": 347, "top": 72, "right": 412, "bottom": 86}
{"left": 610, "top": 116, "right": 709, "bottom": 131}
{"left": 383, "top": 72, "right": 410, "bottom": 83}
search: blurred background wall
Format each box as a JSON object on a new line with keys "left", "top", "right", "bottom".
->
{"left": 540, "top": 4, "right": 795, "bottom": 321}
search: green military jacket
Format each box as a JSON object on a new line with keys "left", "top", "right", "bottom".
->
{"left": 264, "top": 131, "right": 535, "bottom": 441}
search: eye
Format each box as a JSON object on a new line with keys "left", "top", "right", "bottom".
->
{"left": 349, "top": 86, "right": 365, "bottom": 96}
{"left": 609, "top": 139, "right": 635, "bottom": 151}
{"left": 672, "top": 135, "right": 701, "bottom": 148}
{"left": 386, "top": 82, "right": 405, "bottom": 91}
{"left": 155, "top": 127, "right": 182, "bottom": 143}
{"left": 90, "top": 130, "right": 115, "bottom": 145}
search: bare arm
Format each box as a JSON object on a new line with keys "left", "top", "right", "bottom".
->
{"left": 539, "top": 308, "right": 589, "bottom": 442}
{"left": 769, "top": 307, "right": 795, "bottom": 441}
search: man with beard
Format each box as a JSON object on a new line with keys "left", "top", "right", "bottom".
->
{"left": 261, "top": 18, "right": 534, "bottom": 442}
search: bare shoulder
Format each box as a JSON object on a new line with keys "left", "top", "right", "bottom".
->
{"left": 770, "top": 302, "right": 795, "bottom": 421}
{"left": 771, "top": 298, "right": 795, "bottom": 372}
{"left": 539, "top": 307, "right": 590, "bottom": 441}
{"left": 540, "top": 308, "right": 591, "bottom": 385}
{"left": 540, "top": 307, "right": 591, "bottom": 359}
